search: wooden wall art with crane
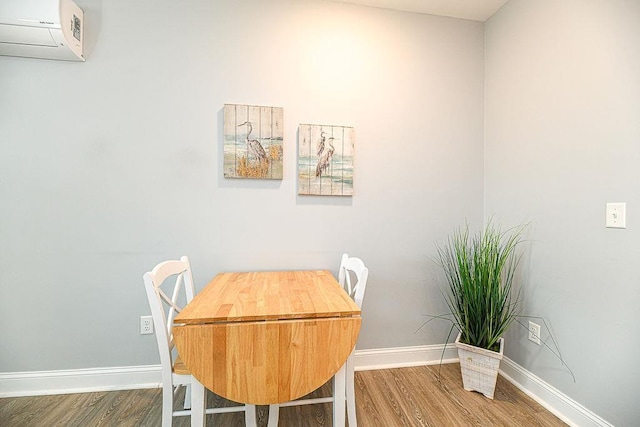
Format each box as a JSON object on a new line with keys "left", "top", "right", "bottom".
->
{"left": 298, "top": 124, "right": 354, "bottom": 196}
{"left": 223, "top": 104, "right": 284, "bottom": 180}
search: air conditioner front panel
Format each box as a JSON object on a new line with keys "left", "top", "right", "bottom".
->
{"left": 0, "top": 34, "right": 79, "bottom": 61}
{"left": 0, "top": 24, "right": 57, "bottom": 47}
{"left": 0, "top": 0, "right": 60, "bottom": 28}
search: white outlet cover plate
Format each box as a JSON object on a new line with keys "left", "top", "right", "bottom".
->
{"left": 140, "top": 315, "right": 154, "bottom": 335}
{"left": 528, "top": 321, "right": 541, "bottom": 345}
{"left": 606, "top": 202, "right": 626, "bottom": 229}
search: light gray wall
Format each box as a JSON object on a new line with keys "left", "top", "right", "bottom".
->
{"left": 485, "top": 1, "right": 640, "bottom": 425}
{"left": 0, "top": 0, "right": 484, "bottom": 371}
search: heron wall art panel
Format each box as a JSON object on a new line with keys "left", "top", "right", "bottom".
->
{"left": 224, "top": 104, "right": 283, "bottom": 180}
{"left": 298, "top": 124, "right": 354, "bottom": 196}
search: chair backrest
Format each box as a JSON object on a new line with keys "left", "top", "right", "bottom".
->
{"left": 338, "top": 253, "right": 368, "bottom": 309}
{"left": 143, "top": 256, "right": 195, "bottom": 377}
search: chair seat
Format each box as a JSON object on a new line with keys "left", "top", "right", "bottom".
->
{"left": 173, "top": 355, "right": 190, "bottom": 375}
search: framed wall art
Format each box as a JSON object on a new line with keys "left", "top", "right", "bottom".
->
{"left": 298, "top": 124, "right": 354, "bottom": 196}
{"left": 224, "top": 104, "right": 283, "bottom": 180}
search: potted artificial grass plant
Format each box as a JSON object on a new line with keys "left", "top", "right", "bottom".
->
{"left": 437, "top": 221, "right": 526, "bottom": 399}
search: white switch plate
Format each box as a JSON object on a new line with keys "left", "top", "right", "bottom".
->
{"left": 606, "top": 203, "right": 626, "bottom": 229}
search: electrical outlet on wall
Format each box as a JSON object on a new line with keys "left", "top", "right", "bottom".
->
{"left": 528, "top": 321, "right": 541, "bottom": 345}
{"left": 140, "top": 315, "right": 154, "bottom": 335}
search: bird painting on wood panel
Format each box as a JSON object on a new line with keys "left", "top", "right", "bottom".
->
{"left": 223, "top": 104, "right": 283, "bottom": 180}
{"left": 298, "top": 124, "right": 354, "bottom": 196}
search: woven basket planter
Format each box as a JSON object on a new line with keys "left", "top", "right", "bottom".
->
{"left": 455, "top": 333, "right": 504, "bottom": 399}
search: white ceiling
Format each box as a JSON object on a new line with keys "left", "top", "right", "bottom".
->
{"left": 333, "top": 0, "right": 509, "bottom": 22}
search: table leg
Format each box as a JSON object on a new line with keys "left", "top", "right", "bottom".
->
{"left": 333, "top": 363, "right": 346, "bottom": 427}
{"left": 190, "top": 378, "right": 205, "bottom": 427}
{"left": 346, "top": 351, "right": 357, "bottom": 427}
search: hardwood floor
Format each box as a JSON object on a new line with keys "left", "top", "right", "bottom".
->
{"left": 0, "top": 364, "right": 566, "bottom": 426}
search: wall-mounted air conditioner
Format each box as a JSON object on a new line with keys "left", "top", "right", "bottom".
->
{"left": 0, "top": 0, "right": 84, "bottom": 62}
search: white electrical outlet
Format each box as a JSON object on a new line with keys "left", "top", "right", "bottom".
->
{"left": 140, "top": 315, "right": 154, "bottom": 335}
{"left": 528, "top": 321, "right": 541, "bottom": 345}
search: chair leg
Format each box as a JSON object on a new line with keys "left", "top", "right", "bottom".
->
{"left": 346, "top": 352, "right": 357, "bottom": 427}
{"left": 244, "top": 403, "right": 257, "bottom": 427}
{"left": 162, "top": 385, "right": 174, "bottom": 427}
{"left": 267, "top": 404, "right": 280, "bottom": 427}
{"left": 190, "top": 378, "right": 206, "bottom": 427}
{"left": 184, "top": 384, "right": 191, "bottom": 409}
{"left": 333, "top": 364, "right": 347, "bottom": 427}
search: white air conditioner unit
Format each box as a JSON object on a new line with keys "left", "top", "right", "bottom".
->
{"left": 0, "top": 0, "right": 84, "bottom": 62}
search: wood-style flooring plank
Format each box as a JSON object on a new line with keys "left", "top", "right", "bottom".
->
{"left": 0, "top": 364, "right": 567, "bottom": 427}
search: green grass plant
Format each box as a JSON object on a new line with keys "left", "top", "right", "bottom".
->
{"left": 437, "top": 221, "right": 526, "bottom": 352}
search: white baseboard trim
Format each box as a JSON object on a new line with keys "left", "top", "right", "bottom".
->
{"left": 0, "top": 365, "right": 161, "bottom": 398}
{"left": 499, "top": 357, "right": 613, "bottom": 427}
{"left": 0, "top": 346, "right": 612, "bottom": 427}
{"left": 0, "top": 346, "right": 459, "bottom": 398}
{"left": 354, "top": 343, "right": 458, "bottom": 371}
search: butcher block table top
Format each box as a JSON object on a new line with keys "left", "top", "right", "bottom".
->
{"left": 173, "top": 270, "right": 362, "bottom": 405}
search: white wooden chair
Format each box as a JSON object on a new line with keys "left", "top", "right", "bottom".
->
{"left": 267, "top": 253, "right": 369, "bottom": 427}
{"left": 338, "top": 253, "right": 368, "bottom": 427}
{"left": 143, "top": 256, "right": 257, "bottom": 427}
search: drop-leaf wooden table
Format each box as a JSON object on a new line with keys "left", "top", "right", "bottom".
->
{"left": 173, "top": 270, "right": 362, "bottom": 427}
